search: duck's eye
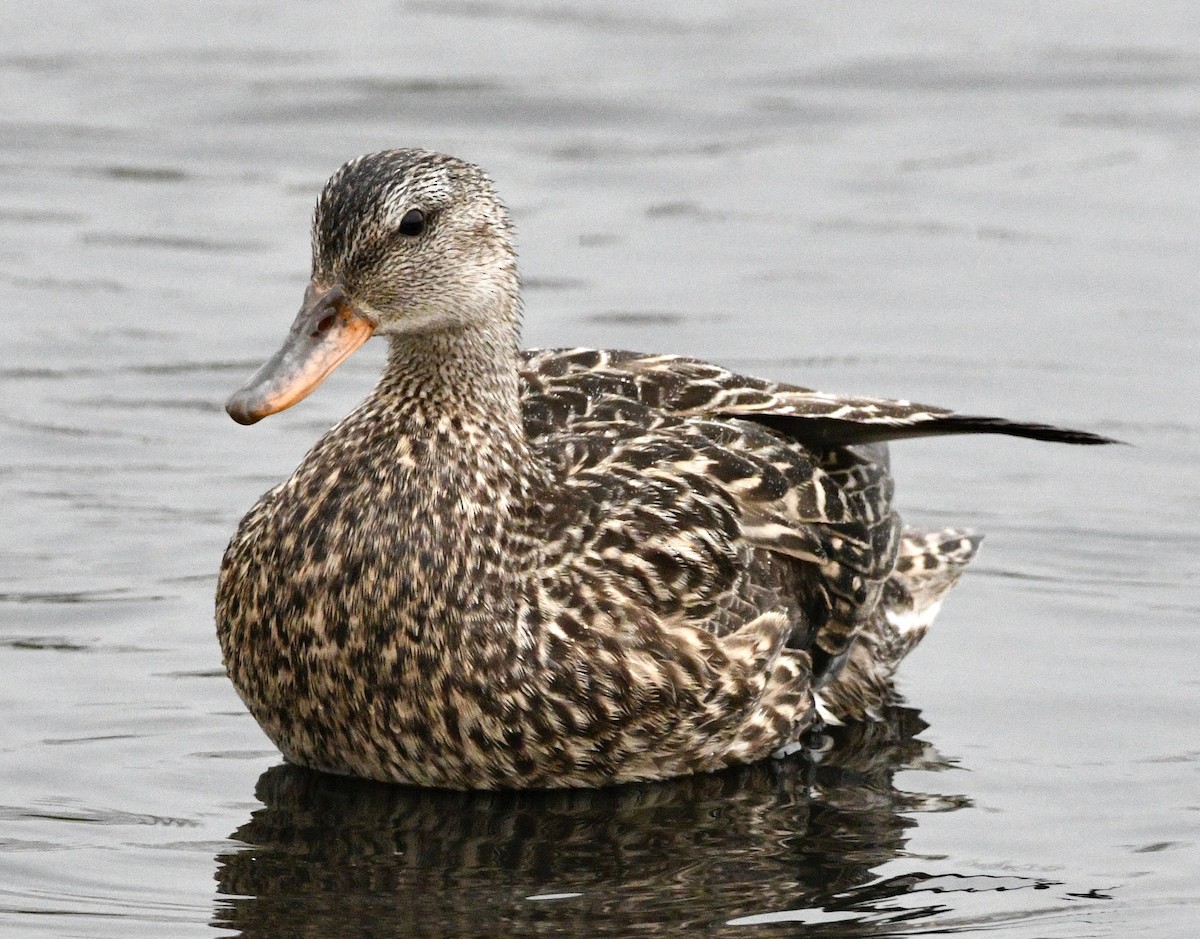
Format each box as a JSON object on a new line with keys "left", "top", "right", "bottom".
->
{"left": 398, "top": 208, "right": 426, "bottom": 237}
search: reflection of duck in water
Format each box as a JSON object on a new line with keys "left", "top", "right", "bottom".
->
{"left": 214, "top": 707, "right": 997, "bottom": 938}
{"left": 216, "top": 149, "right": 1111, "bottom": 789}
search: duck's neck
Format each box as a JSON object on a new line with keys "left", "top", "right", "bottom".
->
{"left": 319, "top": 316, "right": 540, "bottom": 632}
{"left": 376, "top": 317, "right": 523, "bottom": 430}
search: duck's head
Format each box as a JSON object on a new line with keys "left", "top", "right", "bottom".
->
{"left": 226, "top": 149, "right": 518, "bottom": 425}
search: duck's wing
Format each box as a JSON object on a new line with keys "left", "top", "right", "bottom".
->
{"left": 520, "top": 349, "right": 911, "bottom": 681}
{"left": 520, "top": 348, "right": 1116, "bottom": 448}
{"left": 520, "top": 347, "right": 1112, "bottom": 688}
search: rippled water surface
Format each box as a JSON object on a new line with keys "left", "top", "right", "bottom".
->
{"left": 3, "top": 2, "right": 1198, "bottom": 936}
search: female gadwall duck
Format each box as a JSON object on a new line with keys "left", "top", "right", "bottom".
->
{"left": 217, "top": 149, "right": 1110, "bottom": 789}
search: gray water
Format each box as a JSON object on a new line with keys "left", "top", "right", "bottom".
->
{"left": 2, "top": 2, "right": 1198, "bottom": 936}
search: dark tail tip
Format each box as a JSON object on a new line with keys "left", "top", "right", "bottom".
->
{"left": 945, "top": 416, "right": 1123, "bottom": 446}
{"left": 745, "top": 412, "right": 1123, "bottom": 448}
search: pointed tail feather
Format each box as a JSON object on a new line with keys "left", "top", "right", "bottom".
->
{"left": 746, "top": 412, "right": 1119, "bottom": 449}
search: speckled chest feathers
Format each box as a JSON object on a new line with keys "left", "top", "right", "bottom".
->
{"left": 216, "top": 149, "right": 1112, "bottom": 789}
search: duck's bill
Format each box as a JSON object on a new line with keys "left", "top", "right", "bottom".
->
{"left": 225, "top": 283, "right": 374, "bottom": 425}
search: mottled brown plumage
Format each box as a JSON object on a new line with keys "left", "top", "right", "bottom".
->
{"left": 216, "top": 149, "right": 1112, "bottom": 789}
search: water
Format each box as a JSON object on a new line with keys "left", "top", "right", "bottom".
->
{"left": 2, "top": 2, "right": 1197, "bottom": 936}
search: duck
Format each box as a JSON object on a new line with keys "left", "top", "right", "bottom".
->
{"left": 216, "top": 149, "right": 1111, "bottom": 790}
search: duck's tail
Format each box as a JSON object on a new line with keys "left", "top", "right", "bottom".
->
{"left": 815, "top": 527, "right": 981, "bottom": 724}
